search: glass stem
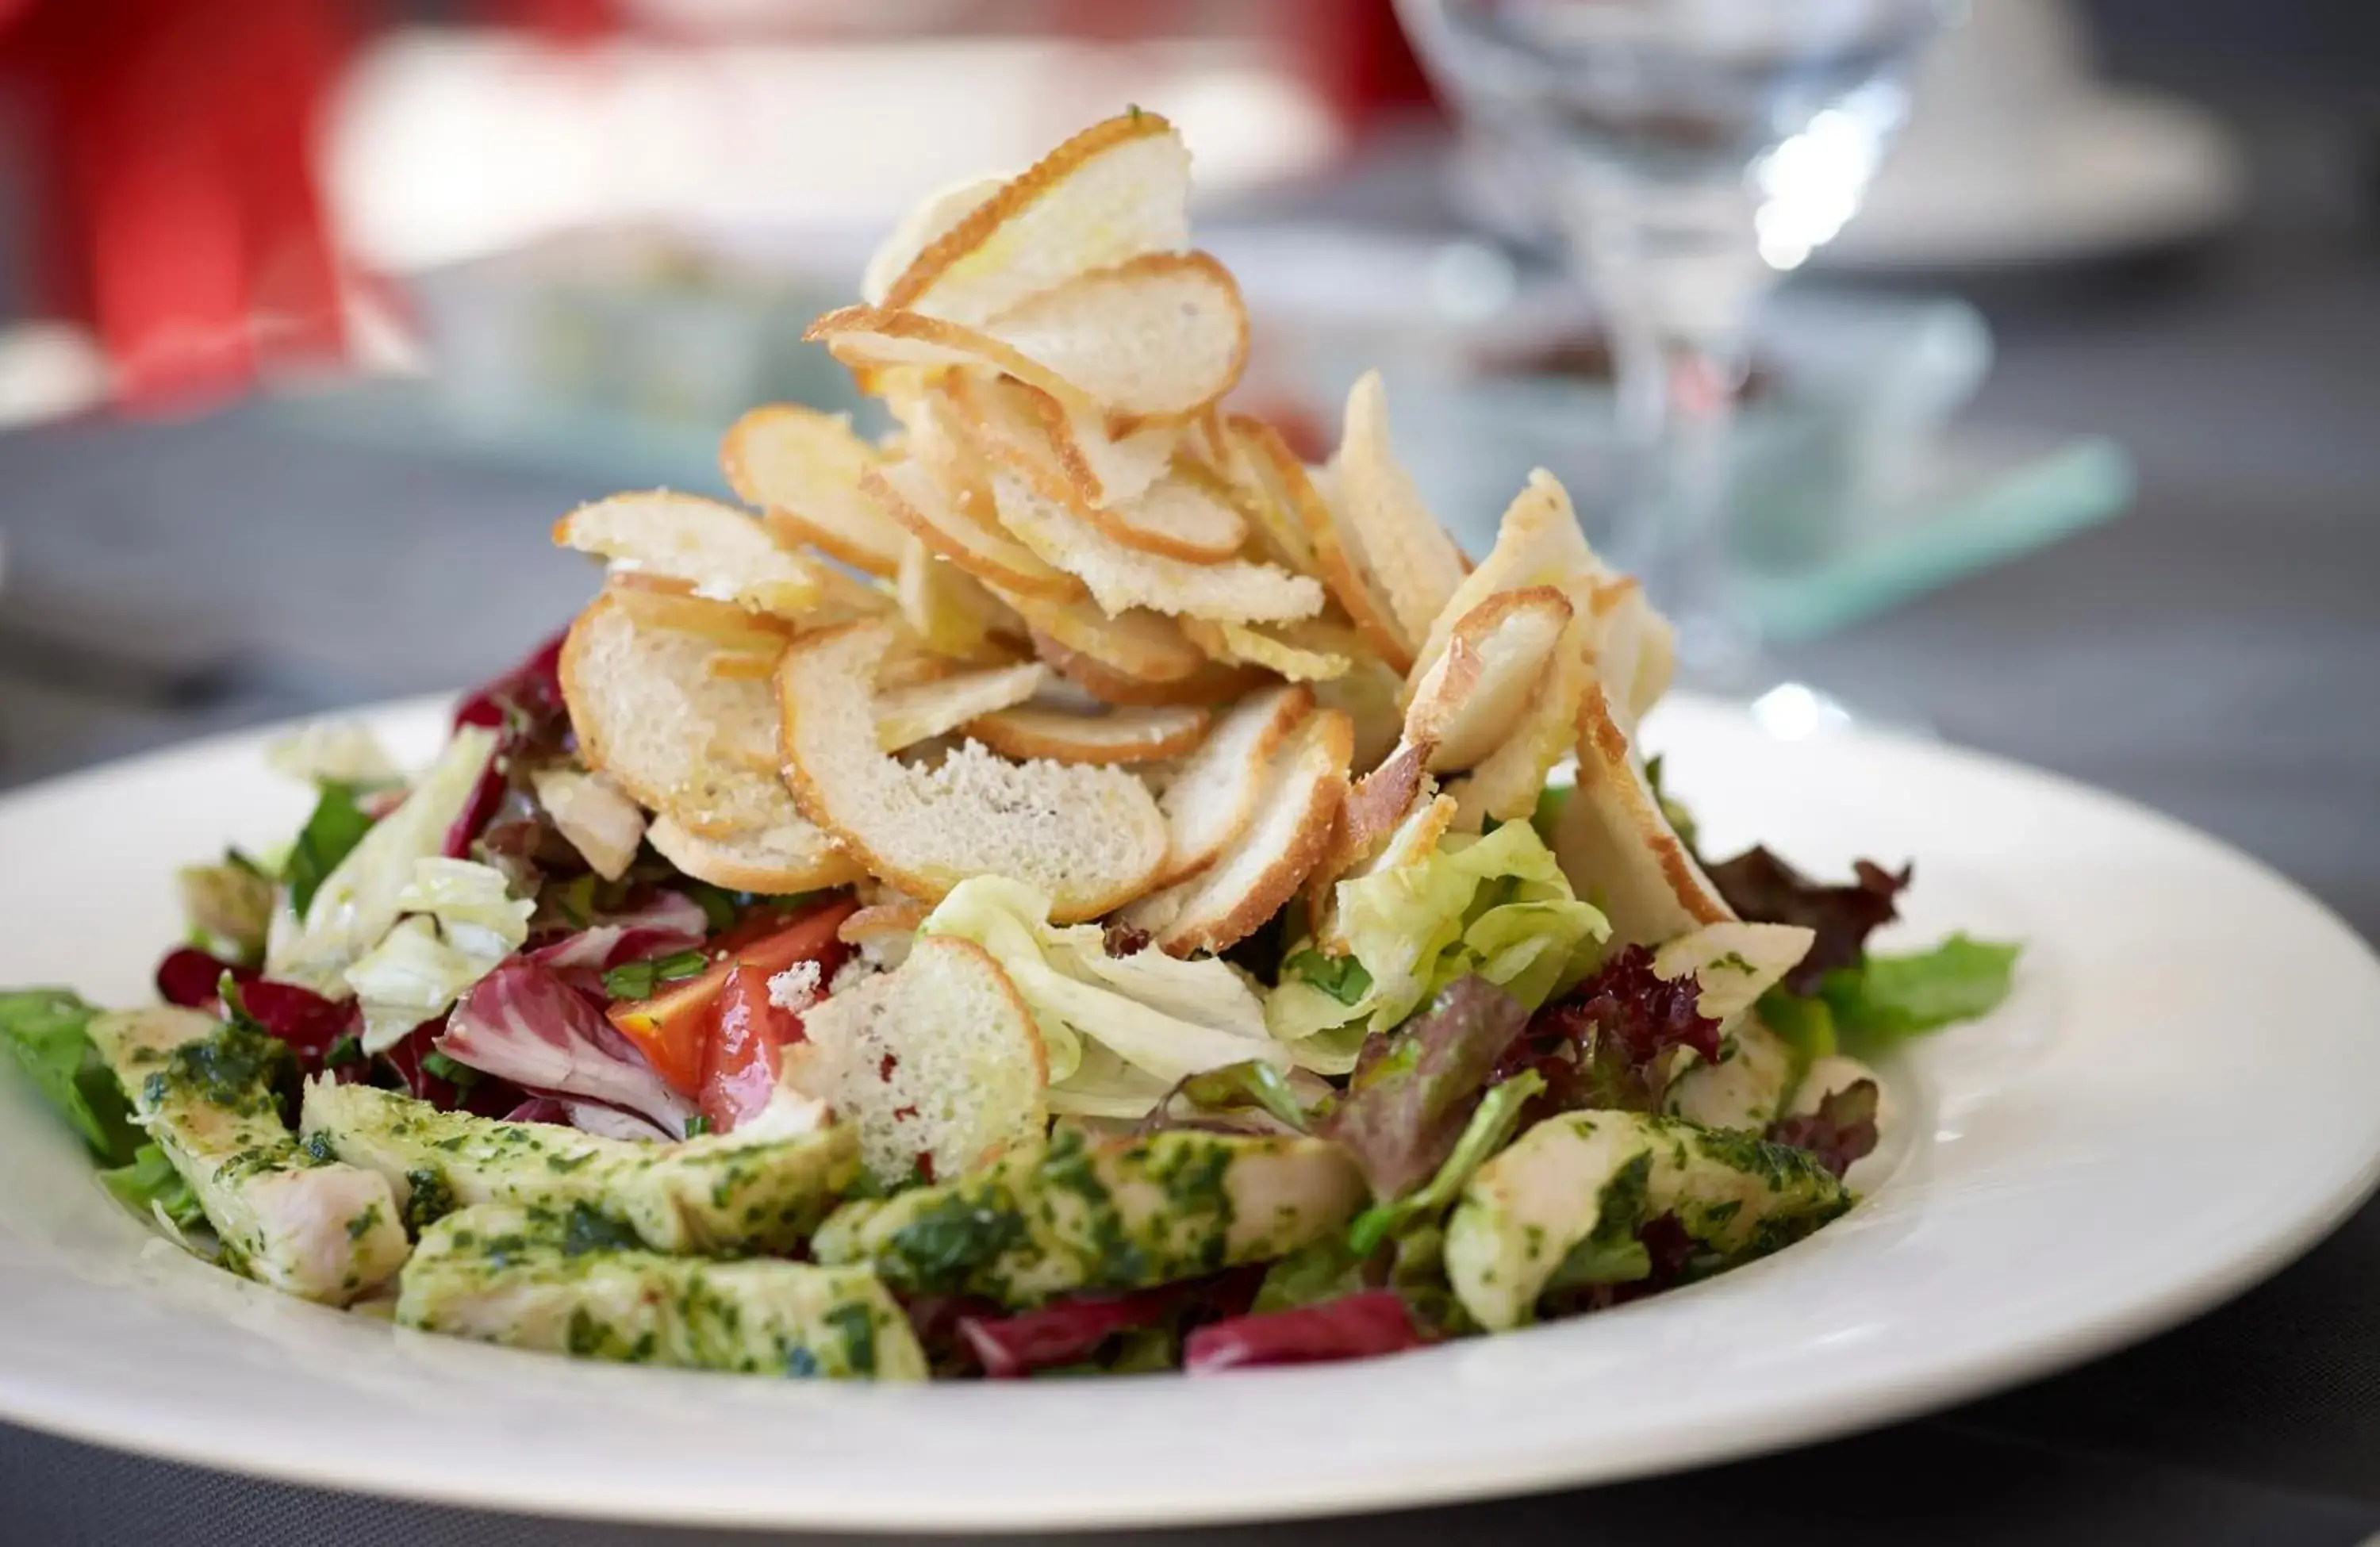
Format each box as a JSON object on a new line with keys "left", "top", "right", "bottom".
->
{"left": 1618, "top": 313, "right": 1755, "bottom": 683}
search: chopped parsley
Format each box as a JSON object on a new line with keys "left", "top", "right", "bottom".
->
{"left": 601, "top": 950, "right": 711, "bottom": 1001}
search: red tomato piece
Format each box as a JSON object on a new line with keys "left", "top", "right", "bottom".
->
{"left": 605, "top": 895, "right": 857, "bottom": 1102}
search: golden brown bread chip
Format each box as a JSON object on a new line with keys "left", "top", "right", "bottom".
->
{"left": 1549, "top": 681, "right": 1734, "bottom": 946}
{"left": 1032, "top": 633, "right": 1269, "bottom": 708}
{"left": 720, "top": 405, "right": 907, "bottom": 578}
{"left": 1403, "top": 585, "right": 1574, "bottom": 773}
{"left": 1120, "top": 708, "right": 1353, "bottom": 956}
{"left": 554, "top": 490, "right": 822, "bottom": 619}
{"left": 880, "top": 109, "right": 1190, "bottom": 324}
{"left": 1332, "top": 371, "right": 1470, "bottom": 645}
{"left": 962, "top": 703, "right": 1210, "bottom": 765}
{"left": 777, "top": 620, "right": 1168, "bottom": 920}
{"left": 864, "top": 458, "right": 1082, "bottom": 600}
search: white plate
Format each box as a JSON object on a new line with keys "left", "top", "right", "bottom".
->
{"left": 2, "top": 695, "right": 2375, "bottom": 1532}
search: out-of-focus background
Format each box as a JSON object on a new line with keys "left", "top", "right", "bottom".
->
{"left": 3, "top": 5, "right": 2380, "bottom": 1538}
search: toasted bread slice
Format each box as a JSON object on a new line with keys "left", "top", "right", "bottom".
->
{"left": 988, "top": 470, "right": 1322, "bottom": 624}
{"left": 1215, "top": 413, "right": 1322, "bottom": 576}
{"left": 977, "top": 252, "right": 1249, "bottom": 420}
{"left": 874, "top": 662, "right": 1048, "bottom": 751}
{"left": 1405, "top": 585, "right": 1573, "bottom": 773}
{"left": 1589, "top": 576, "right": 1678, "bottom": 731}
{"left": 1447, "top": 593, "right": 1596, "bottom": 829}
{"left": 893, "top": 533, "right": 1027, "bottom": 663}
{"left": 1332, "top": 371, "right": 1468, "bottom": 645}
{"left": 604, "top": 574, "right": 793, "bottom": 652}
{"left": 1150, "top": 684, "right": 1312, "bottom": 885}
{"left": 864, "top": 457, "right": 1081, "bottom": 599}
{"left": 1031, "top": 633, "right": 1268, "bottom": 708}
{"left": 1021, "top": 382, "right": 1177, "bottom": 511}
{"left": 880, "top": 110, "right": 1190, "bottom": 324}
{"left": 806, "top": 305, "right": 1088, "bottom": 412}
{"left": 1409, "top": 468, "right": 1596, "bottom": 693}
{"left": 1085, "top": 465, "right": 1249, "bottom": 563}
{"left": 963, "top": 703, "right": 1208, "bottom": 765}
{"left": 562, "top": 593, "right": 828, "bottom": 848}
{"left": 861, "top": 174, "right": 1004, "bottom": 307}
{"left": 1122, "top": 708, "right": 1352, "bottom": 955}
{"left": 720, "top": 405, "right": 908, "bottom": 579}
{"left": 1311, "top": 655, "right": 1407, "bottom": 773}
{"left": 946, "top": 375, "right": 1234, "bottom": 562}
{"left": 555, "top": 491, "right": 822, "bottom": 619}
{"left": 1301, "top": 736, "right": 1434, "bottom": 927}
{"left": 646, "top": 812, "right": 865, "bottom": 893}
{"left": 1297, "top": 458, "right": 1417, "bottom": 674}
{"left": 778, "top": 620, "right": 1168, "bottom": 919}
{"left": 1549, "top": 681, "right": 1733, "bottom": 946}
{"left": 785, "top": 935, "right": 1048, "bottom": 1188}
{"left": 1184, "top": 617, "right": 1353, "bottom": 683}
{"left": 996, "top": 585, "right": 1208, "bottom": 684}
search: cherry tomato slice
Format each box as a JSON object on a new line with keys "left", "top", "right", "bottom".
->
{"left": 605, "top": 895, "right": 856, "bottom": 1099}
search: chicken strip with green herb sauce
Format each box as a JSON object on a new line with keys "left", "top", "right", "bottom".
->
{"left": 1446, "top": 1109, "right": 1850, "bottom": 1330}
{"left": 301, "top": 1081, "right": 856, "bottom": 1253}
{"left": 88, "top": 1008, "right": 409, "bottom": 1304}
{"left": 397, "top": 1203, "right": 924, "bottom": 1379}
{"left": 813, "top": 1127, "right": 1365, "bottom": 1307}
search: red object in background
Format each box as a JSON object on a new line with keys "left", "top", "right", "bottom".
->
{"left": 0, "top": 0, "right": 367, "bottom": 410}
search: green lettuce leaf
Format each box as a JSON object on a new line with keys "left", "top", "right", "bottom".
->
{"left": 267, "top": 726, "right": 498, "bottom": 996}
{"left": 1817, "top": 934, "right": 2020, "bottom": 1050}
{"left": 1266, "top": 822, "right": 1608, "bottom": 1070}
{"left": 923, "top": 876, "right": 1284, "bottom": 1115}
{"left": 99, "top": 1142, "right": 205, "bottom": 1233}
{"left": 0, "top": 988, "right": 141, "bottom": 1163}
{"left": 282, "top": 781, "right": 375, "bottom": 918}
{"left": 344, "top": 857, "right": 533, "bottom": 1053}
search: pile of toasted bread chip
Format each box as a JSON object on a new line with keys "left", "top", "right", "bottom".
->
{"left": 551, "top": 106, "right": 1691, "bottom": 975}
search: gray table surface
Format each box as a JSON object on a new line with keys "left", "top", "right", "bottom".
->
{"left": 1, "top": 105, "right": 2377, "bottom": 1545}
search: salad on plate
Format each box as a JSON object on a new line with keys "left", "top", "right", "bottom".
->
{"left": 0, "top": 110, "right": 2017, "bottom": 1382}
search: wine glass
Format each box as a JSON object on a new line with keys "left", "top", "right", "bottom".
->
{"left": 1396, "top": 0, "right": 1956, "bottom": 704}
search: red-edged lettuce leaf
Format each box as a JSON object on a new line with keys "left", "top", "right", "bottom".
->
{"left": 528, "top": 891, "right": 710, "bottom": 995}
{"left": 1766, "top": 1078, "right": 1879, "bottom": 1180}
{"left": 1319, "top": 977, "right": 1530, "bottom": 1200}
{"left": 1702, "top": 846, "right": 1909, "bottom": 993}
{"left": 1498, "top": 944, "right": 1718, "bottom": 1115}
{"left": 1184, "top": 1291, "right": 1428, "bottom": 1373}
{"left": 436, "top": 958, "right": 694, "bottom": 1134}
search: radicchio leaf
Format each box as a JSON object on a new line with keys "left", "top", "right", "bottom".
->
{"left": 445, "top": 628, "right": 576, "bottom": 871}
{"left": 1499, "top": 944, "right": 1719, "bottom": 1115}
{"left": 1766, "top": 1077, "right": 1880, "bottom": 1180}
{"left": 958, "top": 1288, "right": 1181, "bottom": 1380}
{"left": 1319, "top": 977, "right": 1530, "bottom": 1200}
{"left": 1184, "top": 1291, "right": 1428, "bottom": 1373}
{"left": 156, "top": 947, "right": 251, "bottom": 1009}
{"left": 501, "top": 1093, "right": 674, "bottom": 1142}
{"left": 1703, "top": 846, "right": 1910, "bottom": 994}
{"left": 436, "top": 958, "right": 696, "bottom": 1135}
{"left": 528, "top": 891, "right": 710, "bottom": 994}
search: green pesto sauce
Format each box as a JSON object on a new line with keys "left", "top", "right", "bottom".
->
{"left": 403, "top": 1168, "right": 459, "bottom": 1233}
{"left": 880, "top": 1187, "right": 1028, "bottom": 1294}
{"left": 142, "top": 1021, "right": 288, "bottom": 1121}
{"left": 824, "top": 1300, "right": 878, "bottom": 1377}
